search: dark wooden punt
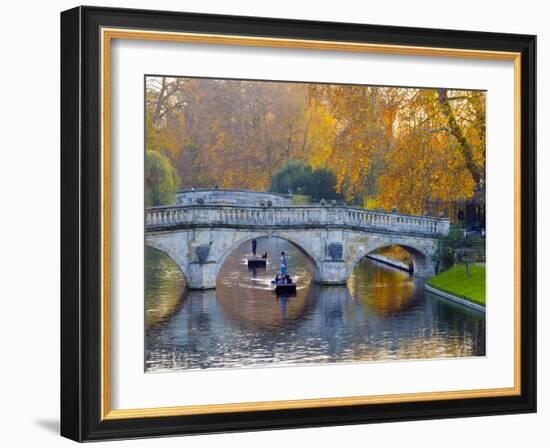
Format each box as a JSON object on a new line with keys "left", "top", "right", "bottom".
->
{"left": 247, "top": 258, "right": 267, "bottom": 267}
{"left": 274, "top": 283, "right": 297, "bottom": 294}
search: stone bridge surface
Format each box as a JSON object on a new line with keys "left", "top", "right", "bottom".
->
{"left": 176, "top": 188, "right": 293, "bottom": 206}
{"left": 145, "top": 204, "right": 450, "bottom": 289}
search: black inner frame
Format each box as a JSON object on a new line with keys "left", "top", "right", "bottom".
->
{"left": 61, "top": 6, "right": 536, "bottom": 442}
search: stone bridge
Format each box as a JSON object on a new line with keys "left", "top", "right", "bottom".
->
{"left": 145, "top": 205, "right": 450, "bottom": 289}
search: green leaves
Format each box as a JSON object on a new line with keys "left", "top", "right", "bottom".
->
{"left": 145, "top": 150, "right": 181, "bottom": 206}
{"left": 269, "top": 160, "right": 338, "bottom": 203}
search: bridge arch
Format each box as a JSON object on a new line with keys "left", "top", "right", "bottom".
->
{"left": 345, "top": 240, "right": 434, "bottom": 280}
{"left": 145, "top": 239, "right": 189, "bottom": 285}
{"left": 215, "top": 233, "right": 322, "bottom": 281}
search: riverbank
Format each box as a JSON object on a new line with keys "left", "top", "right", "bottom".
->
{"left": 366, "top": 254, "right": 412, "bottom": 272}
{"left": 426, "top": 264, "right": 486, "bottom": 311}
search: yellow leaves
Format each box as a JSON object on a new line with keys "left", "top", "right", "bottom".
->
{"left": 363, "top": 197, "right": 378, "bottom": 210}
{"left": 145, "top": 76, "right": 484, "bottom": 209}
{"left": 375, "top": 119, "right": 479, "bottom": 215}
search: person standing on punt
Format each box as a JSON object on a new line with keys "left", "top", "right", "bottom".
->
{"left": 251, "top": 239, "right": 257, "bottom": 257}
{"left": 280, "top": 251, "right": 287, "bottom": 276}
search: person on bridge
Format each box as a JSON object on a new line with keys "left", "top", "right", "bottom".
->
{"left": 280, "top": 251, "right": 287, "bottom": 276}
{"left": 261, "top": 252, "right": 268, "bottom": 259}
{"left": 251, "top": 239, "right": 257, "bottom": 256}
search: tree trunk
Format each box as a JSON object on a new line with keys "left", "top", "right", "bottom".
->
{"left": 153, "top": 77, "right": 167, "bottom": 126}
{"left": 286, "top": 123, "right": 293, "bottom": 159}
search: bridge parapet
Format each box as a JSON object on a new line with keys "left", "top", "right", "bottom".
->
{"left": 146, "top": 205, "right": 450, "bottom": 236}
{"left": 176, "top": 189, "right": 293, "bottom": 206}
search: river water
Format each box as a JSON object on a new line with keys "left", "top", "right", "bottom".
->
{"left": 145, "top": 238, "right": 485, "bottom": 372}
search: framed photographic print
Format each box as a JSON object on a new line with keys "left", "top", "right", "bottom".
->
{"left": 60, "top": 6, "right": 536, "bottom": 441}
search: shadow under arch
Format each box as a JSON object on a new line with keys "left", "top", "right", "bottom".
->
{"left": 345, "top": 242, "right": 430, "bottom": 279}
{"left": 215, "top": 234, "right": 321, "bottom": 281}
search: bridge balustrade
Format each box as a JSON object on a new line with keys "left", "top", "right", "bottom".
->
{"left": 146, "top": 205, "right": 450, "bottom": 236}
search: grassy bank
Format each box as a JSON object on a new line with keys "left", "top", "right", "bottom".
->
{"left": 427, "top": 264, "right": 486, "bottom": 307}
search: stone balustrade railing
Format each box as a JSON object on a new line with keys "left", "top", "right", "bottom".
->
{"left": 176, "top": 189, "right": 293, "bottom": 206}
{"left": 146, "top": 205, "right": 450, "bottom": 236}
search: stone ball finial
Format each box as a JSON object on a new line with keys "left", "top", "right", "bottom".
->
{"left": 391, "top": 206, "right": 398, "bottom": 213}
{"left": 266, "top": 200, "right": 273, "bottom": 207}
{"left": 320, "top": 199, "right": 327, "bottom": 206}
{"left": 196, "top": 197, "right": 205, "bottom": 205}
{"left": 330, "top": 199, "right": 337, "bottom": 206}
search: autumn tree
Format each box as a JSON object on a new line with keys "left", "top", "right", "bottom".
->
{"left": 376, "top": 88, "right": 482, "bottom": 213}
{"left": 145, "top": 76, "right": 485, "bottom": 214}
{"left": 437, "top": 89, "right": 485, "bottom": 186}
{"left": 305, "top": 84, "right": 402, "bottom": 203}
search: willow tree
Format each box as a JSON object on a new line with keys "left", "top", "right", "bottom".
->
{"left": 145, "top": 150, "right": 181, "bottom": 206}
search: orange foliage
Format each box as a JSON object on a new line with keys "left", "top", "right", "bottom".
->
{"left": 145, "top": 76, "right": 485, "bottom": 212}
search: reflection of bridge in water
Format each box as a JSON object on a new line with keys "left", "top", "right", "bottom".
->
{"left": 144, "top": 268, "right": 484, "bottom": 372}
{"left": 145, "top": 190, "right": 450, "bottom": 289}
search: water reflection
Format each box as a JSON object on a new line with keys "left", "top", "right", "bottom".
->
{"left": 145, "top": 238, "right": 485, "bottom": 372}
{"left": 145, "top": 247, "right": 185, "bottom": 329}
